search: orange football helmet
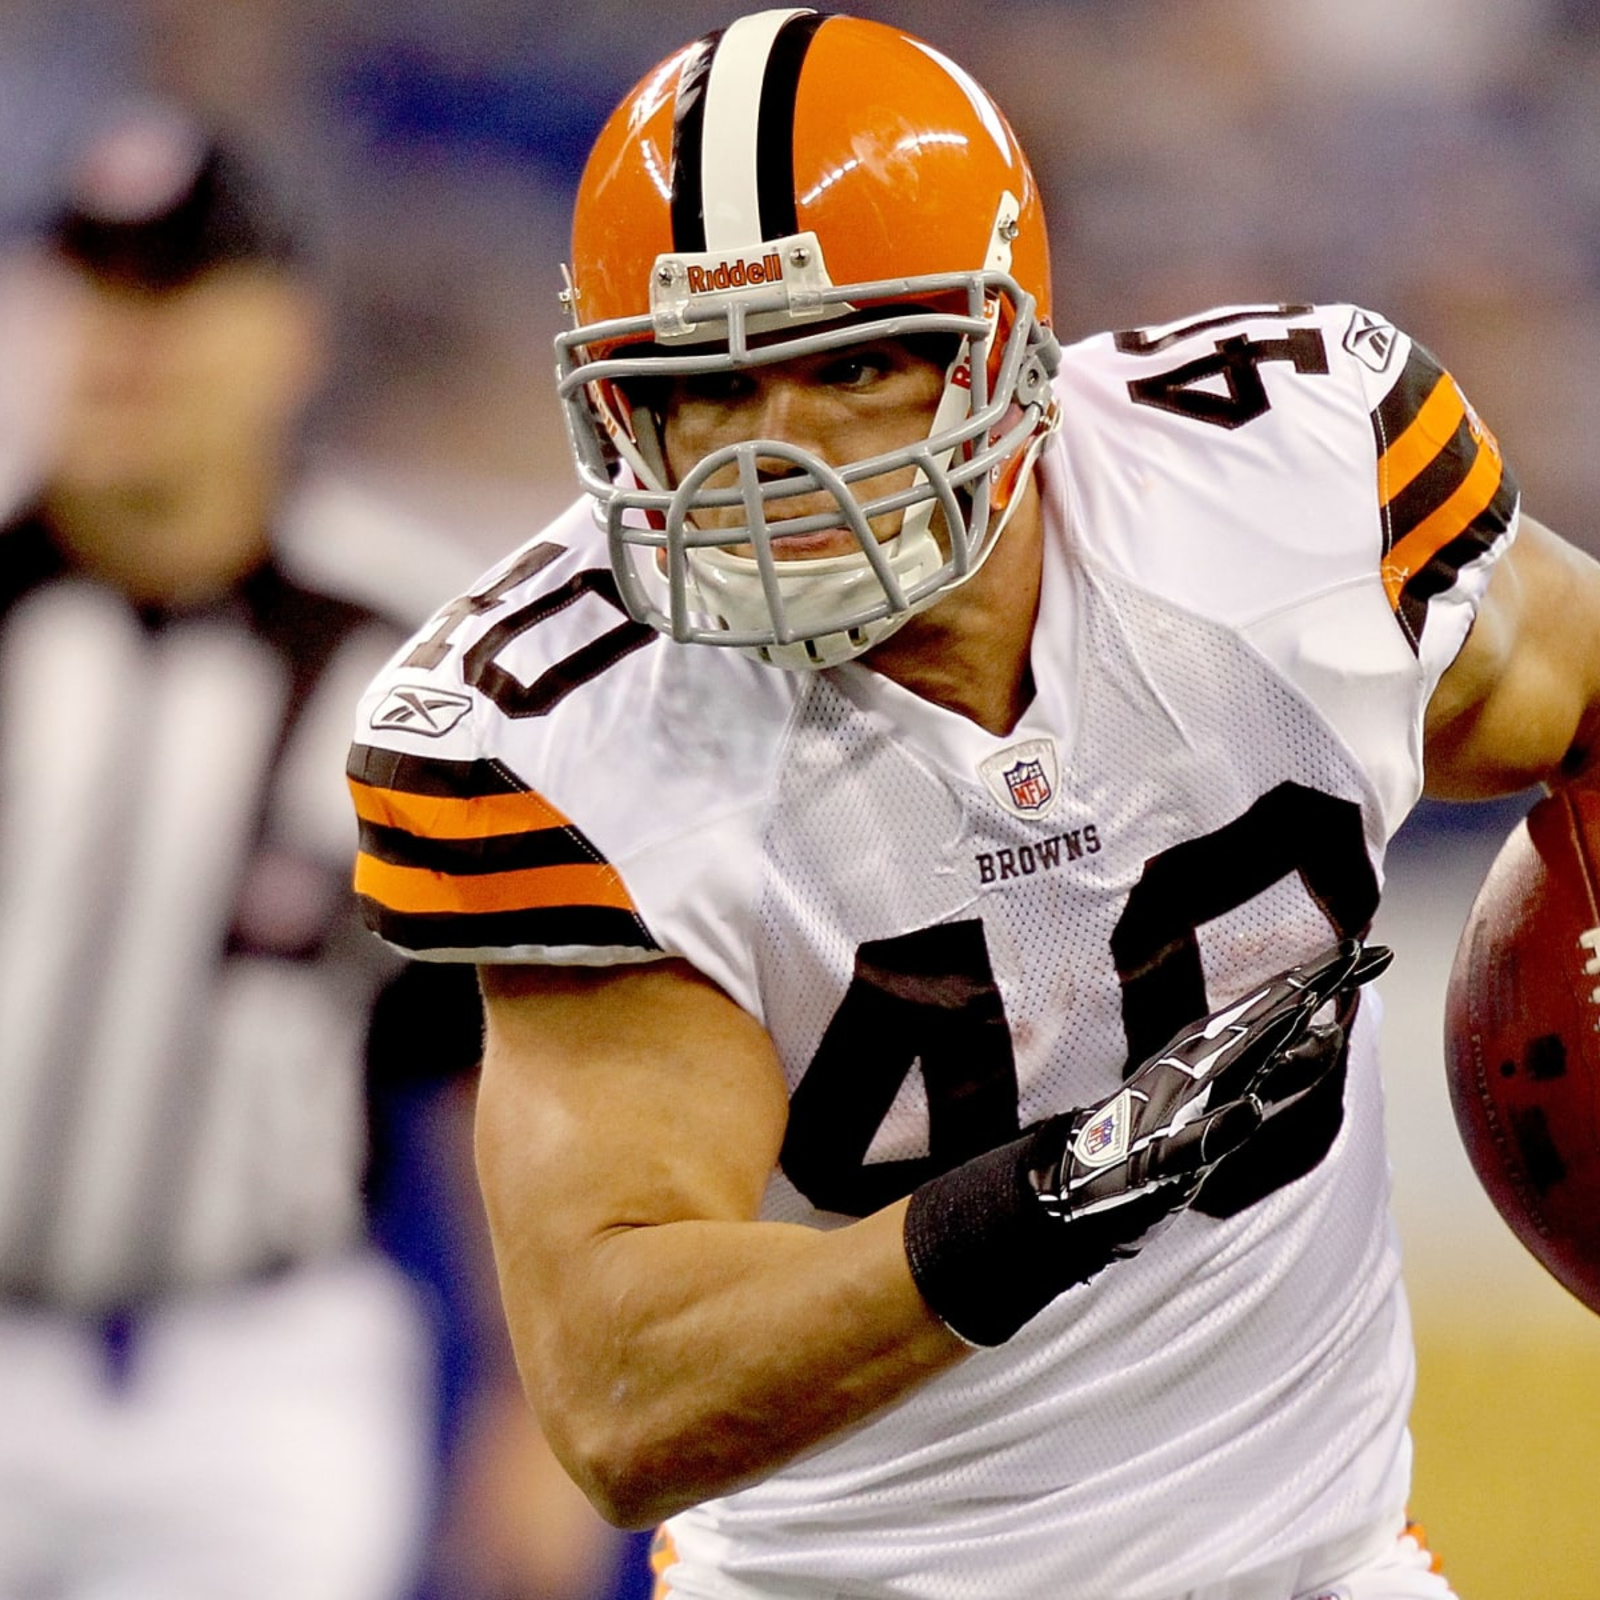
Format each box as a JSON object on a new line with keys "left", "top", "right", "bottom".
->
{"left": 557, "top": 8, "right": 1061, "bottom": 669}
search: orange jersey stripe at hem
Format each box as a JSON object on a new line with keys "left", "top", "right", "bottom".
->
{"left": 349, "top": 777, "right": 570, "bottom": 841}
{"left": 1380, "top": 440, "right": 1507, "bottom": 610}
{"left": 354, "top": 851, "right": 637, "bottom": 918}
{"left": 1403, "top": 1520, "right": 1447, "bottom": 1577}
{"left": 1377, "top": 374, "right": 1467, "bottom": 507}
{"left": 649, "top": 1526, "right": 679, "bottom": 1600}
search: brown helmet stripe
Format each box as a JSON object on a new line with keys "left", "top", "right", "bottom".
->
{"left": 755, "top": 11, "right": 827, "bottom": 241}
{"left": 669, "top": 31, "right": 720, "bottom": 254}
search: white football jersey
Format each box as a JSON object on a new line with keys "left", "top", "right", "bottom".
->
{"left": 349, "top": 304, "right": 1517, "bottom": 1598}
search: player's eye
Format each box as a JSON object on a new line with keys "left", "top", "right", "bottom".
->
{"left": 818, "top": 351, "right": 891, "bottom": 389}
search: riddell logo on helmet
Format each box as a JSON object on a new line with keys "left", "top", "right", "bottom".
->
{"left": 686, "top": 253, "right": 785, "bottom": 295}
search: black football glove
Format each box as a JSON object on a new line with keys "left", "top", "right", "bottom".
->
{"left": 1032, "top": 937, "right": 1393, "bottom": 1235}
{"left": 904, "top": 937, "right": 1392, "bottom": 1345}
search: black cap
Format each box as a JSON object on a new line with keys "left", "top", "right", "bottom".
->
{"left": 48, "top": 103, "right": 304, "bottom": 290}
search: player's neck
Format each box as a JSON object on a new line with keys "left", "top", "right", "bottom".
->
{"left": 863, "top": 481, "right": 1043, "bottom": 737}
{"left": 43, "top": 469, "right": 276, "bottom": 607}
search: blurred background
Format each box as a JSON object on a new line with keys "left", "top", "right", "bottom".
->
{"left": 2, "top": 1, "right": 1598, "bottom": 1596}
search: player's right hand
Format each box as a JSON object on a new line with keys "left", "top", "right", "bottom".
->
{"left": 904, "top": 938, "right": 1392, "bottom": 1345}
{"left": 1028, "top": 938, "right": 1393, "bottom": 1253}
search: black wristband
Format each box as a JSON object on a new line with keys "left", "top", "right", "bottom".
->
{"left": 903, "top": 1117, "right": 1100, "bottom": 1347}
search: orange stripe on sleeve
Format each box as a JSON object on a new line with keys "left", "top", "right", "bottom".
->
{"left": 353, "top": 851, "right": 637, "bottom": 918}
{"left": 349, "top": 777, "right": 571, "bottom": 840}
{"left": 1380, "top": 439, "right": 1507, "bottom": 610}
{"left": 1376, "top": 374, "right": 1466, "bottom": 506}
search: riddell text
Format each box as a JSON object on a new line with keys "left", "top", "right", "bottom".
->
{"left": 686, "top": 254, "right": 785, "bottom": 294}
{"left": 976, "top": 827, "right": 1101, "bottom": 883}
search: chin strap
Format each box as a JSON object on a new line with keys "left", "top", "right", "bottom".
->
{"left": 685, "top": 522, "right": 945, "bottom": 670}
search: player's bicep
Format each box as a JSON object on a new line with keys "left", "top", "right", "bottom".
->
{"left": 475, "top": 958, "right": 790, "bottom": 1266}
{"left": 1424, "top": 516, "right": 1600, "bottom": 797}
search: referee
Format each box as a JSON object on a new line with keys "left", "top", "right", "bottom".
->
{"left": 0, "top": 103, "right": 472, "bottom": 1599}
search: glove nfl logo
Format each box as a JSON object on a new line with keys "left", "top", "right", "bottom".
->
{"left": 1073, "top": 1090, "right": 1132, "bottom": 1168}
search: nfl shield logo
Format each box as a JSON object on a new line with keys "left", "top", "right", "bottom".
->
{"left": 978, "top": 736, "right": 1060, "bottom": 819}
{"left": 1082, "top": 1112, "right": 1117, "bottom": 1158}
{"left": 1004, "top": 758, "right": 1052, "bottom": 812}
{"left": 1072, "top": 1090, "right": 1130, "bottom": 1168}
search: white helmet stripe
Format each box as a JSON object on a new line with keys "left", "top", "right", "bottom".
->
{"left": 698, "top": 8, "right": 811, "bottom": 249}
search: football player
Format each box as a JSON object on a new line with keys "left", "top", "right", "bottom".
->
{"left": 348, "top": 11, "right": 1600, "bottom": 1598}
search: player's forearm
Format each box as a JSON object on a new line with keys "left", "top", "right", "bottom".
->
{"left": 495, "top": 1201, "right": 967, "bottom": 1528}
{"left": 483, "top": 939, "right": 1379, "bottom": 1526}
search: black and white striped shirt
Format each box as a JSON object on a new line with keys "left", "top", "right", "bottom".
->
{"left": 0, "top": 511, "right": 433, "bottom": 1311}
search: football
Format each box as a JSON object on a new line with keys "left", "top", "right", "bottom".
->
{"left": 1444, "top": 785, "right": 1600, "bottom": 1315}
